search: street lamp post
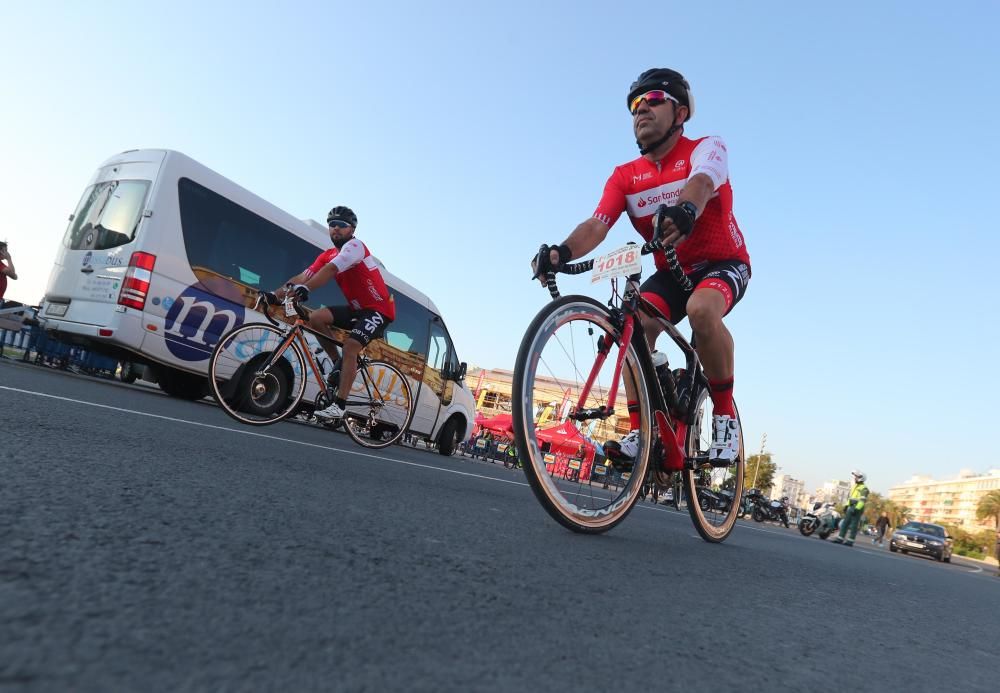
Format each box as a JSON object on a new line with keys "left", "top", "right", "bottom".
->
{"left": 751, "top": 433, "right": 767, "bottom": 489}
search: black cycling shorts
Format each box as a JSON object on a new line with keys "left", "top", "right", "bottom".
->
{"left": 640, "top": 259, "right": 751, "bottom": 324}
{"left": 328, "top": 306, "right": 391, "bottom": 347}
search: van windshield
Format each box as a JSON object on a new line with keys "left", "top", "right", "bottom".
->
{"left": 64, "top": 179, "right": 150, "bottom": 250}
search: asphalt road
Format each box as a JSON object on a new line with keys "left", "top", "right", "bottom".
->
{"left": 2, "top": 359, "right": 998, "bottom": 692}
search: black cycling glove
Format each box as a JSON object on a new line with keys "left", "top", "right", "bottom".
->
{"left": 531, "top": 243, "right": 572, "bottom": 279}
{"left": 290, "top": 284, "right": 310, "bottom": 302}
{"left": 653, "top": 202, "right": 697, "bottom": 242}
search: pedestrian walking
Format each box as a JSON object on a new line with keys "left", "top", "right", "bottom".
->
{"left": 873, "top": 512, "right": 890, "bottom": 546}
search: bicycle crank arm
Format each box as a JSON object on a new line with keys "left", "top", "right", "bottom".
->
{"left": 655, "top": 411, "right": 685, "bottom": 472}
{"left": 683, "top": 454, "right": 734, "bottom": 470}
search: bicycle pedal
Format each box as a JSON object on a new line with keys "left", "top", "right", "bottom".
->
{"left": 608, "top": 458, "right": 634, "bottom": 474}
{"left": 684, "top": 455, "right": 708, "bottom": 470}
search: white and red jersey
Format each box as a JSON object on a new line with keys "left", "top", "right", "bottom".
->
{"left": 305, "top": 239, "right": 395, "bottom": 320}
{"left": 593, "top": 135, "right": 750, "bottom": 273}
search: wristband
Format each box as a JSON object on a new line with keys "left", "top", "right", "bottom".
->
{"left": 678, "top": 201, "right": 698, "bottom": 222}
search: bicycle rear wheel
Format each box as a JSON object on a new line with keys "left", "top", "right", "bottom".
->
{"left": 512, "top": 295, "right": 654, "bottom": 533}
{"left": 341, "top": 360, "right": 414, "bottom": 449}
{"left": 208, "top": 323, "right": 309, "bottom": 425}
{"left": 682, "top": 390, "right": 744, "bottom": 542}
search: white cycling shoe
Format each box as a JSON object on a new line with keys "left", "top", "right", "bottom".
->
{"left": 314, "top": 401, "right": 346, "bottom": 421}
{"left": 604, "top": 430, "right": 640, "bottom": 471}
{"left": 709, "top": 414, "right": 740, "bottom": 463}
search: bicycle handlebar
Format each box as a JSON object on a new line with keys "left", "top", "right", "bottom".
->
{"left": 254, "top": 292, "right": 281, "bottom": 327}
{"left": 254, "top": 284, "right": 308, "bottom": 327}
{"left": 536, "top": 239, "right": 693, "bottom": 299}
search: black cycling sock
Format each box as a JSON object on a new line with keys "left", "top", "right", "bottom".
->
{"left": 334, "top": 396, "right": 346, "bottom": 408}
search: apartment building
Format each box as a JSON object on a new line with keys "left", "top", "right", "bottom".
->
{"left": 887, "top": 469, "right": 1000, "bottom": 529}
{"left": 771, "top": 474, "right": 806, "bottom": 507}
{"left": 815, "top": 480, "right": 851, "bottom": 507}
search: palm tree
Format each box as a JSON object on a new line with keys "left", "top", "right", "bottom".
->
{"left": 976, "top": 490, "right": 1000, "bottom": 529}
{"left": 863, "top": 491, "right": 885, "bottom": 525}
{"left": 883, "top": 500, "right": 910, "bottom": 531}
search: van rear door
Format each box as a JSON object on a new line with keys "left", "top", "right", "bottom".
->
{"left": 44, "top": 154, "right": 164, "bottom": 326}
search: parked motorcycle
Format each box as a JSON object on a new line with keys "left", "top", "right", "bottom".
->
{"left": 798, "top": 501, "right": 841, "bottom": 539}
{"left": 752, "top": 495, "right": 790, "bottom": 528}
{"left": 697, "top": 487, "right": 733, "bottom": 513}
{"left": 738, "top": 488, "right": 762, "bottom": 518}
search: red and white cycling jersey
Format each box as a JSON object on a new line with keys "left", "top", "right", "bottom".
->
{"left": 305, "top": 238, "right": 396, "bottom": 320}
{"left": 593, "top": 135, "right": 750, "bottom": 273}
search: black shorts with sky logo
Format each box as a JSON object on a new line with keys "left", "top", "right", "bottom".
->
{"left": 328, "top": 306, "right": 391, "bottom": 347}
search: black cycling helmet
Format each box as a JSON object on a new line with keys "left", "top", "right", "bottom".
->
{"left": 628, "top": 68, "right": 694, "bottom": 155}
{"left": 327, "top": 205, "right": 358, "bottom": 227}
{"left": 627, "top": 68, "right": 694, "bottom": 120}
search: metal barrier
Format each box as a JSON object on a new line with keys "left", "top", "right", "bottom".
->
{"left": 0, "top": 306, "right": 120, "bottom": 378}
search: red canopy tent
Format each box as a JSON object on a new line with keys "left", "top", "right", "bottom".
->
{"left": 475, "top": 412, "right": 514, "bottom": 436}
{"left": 536, "top": 421, "right": 597, "bottom": 480}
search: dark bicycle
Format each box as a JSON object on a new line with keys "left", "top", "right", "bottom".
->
{"left": 512, "top": 239, "right": 744, "bottom": 541}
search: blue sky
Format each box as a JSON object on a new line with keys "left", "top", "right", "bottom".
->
{"left": 2, "top": 1, "right": 998, "bottom": 494}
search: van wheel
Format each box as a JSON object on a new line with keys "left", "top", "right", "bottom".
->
{"left": 119, "top": 361, "right": 138, "bottom": 384}
{"left": 156, "top": 366, "right": 208, "bottom": 400}
{"left": 436, "top": 417, "right": 463, "bottom": 456}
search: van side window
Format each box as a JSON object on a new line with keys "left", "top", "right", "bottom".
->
{"left": 177, "top": 177, "right": 437, "bottom": 365}
{"left": 383, "top": 292, "right": 430, "bottom": 360}
{"left": 428, "top": 323, "right": 449, "bottom": 372}
{"left": 178, "top": 177, "right": 346, "bottom": 306}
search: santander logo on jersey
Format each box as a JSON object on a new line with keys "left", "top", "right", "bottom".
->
{"left": 626, "top": 180, "right": 686, "bottom": 218}
{"left": 638, "top": 189, "right": 681, "bottom": 209}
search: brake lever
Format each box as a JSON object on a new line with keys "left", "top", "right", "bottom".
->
{"left": 531, "top": 244, "right": 551, "bottom": 280}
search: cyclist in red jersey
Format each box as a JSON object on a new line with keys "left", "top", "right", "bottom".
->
{"left": 532, "top": 68, "right": 750, "bottom": 465}
{"left": 274, "top": 206, "right": 395, "bottom": 421}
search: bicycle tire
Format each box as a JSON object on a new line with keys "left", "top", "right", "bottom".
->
{"left": 341, "top": 360, "right": 414, "bottom": 449}
{"left": 683, "top": 393, "right": 745, "bottom": 543}
{"left": 512, "top": 295, "right": 654, "bottom": 534}
{"left": 208, "top": 323, "right": 308, "bottom": 426}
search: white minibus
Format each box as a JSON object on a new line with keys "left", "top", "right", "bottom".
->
{"left": 40, "top": 149, "right": 474, "bottom": 453}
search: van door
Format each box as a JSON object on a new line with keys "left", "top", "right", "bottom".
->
{"left": 44, "top": 155, "right": 164, "bottom": 328}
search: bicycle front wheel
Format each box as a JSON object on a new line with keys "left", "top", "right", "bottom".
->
{"left": 512, "top": 295, "right": 655, "bottom": 533}
{"left": 208, "top": 323, "right": 309, "bottom": 425}
{"left": 342, "top": 360, "right": 414, "bottom": 449}
{"left": 683, "top": 392, "right": 745, "bottom": 542}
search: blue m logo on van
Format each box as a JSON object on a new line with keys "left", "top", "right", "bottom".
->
{"left": 164, "top": 285, "right": 245, "bottom": 361}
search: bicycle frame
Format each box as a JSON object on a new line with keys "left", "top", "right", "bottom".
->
{"left": 568, "top": 275, "right": 709, "bottom": 473}
{"left": 257, "top": 320, "right": 327, "bottom": 393}
{"left": 256, "top": 299, "right": 392, "bottom": 411}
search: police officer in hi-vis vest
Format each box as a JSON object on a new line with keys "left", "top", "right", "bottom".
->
{"left": 833, "top": 470, "right": 869, "bottom": 547}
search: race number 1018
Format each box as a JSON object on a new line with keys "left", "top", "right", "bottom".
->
{"left": 591, "top": 245, "right": 642, "bottom": 283}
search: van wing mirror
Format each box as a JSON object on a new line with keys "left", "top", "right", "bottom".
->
{"left": 457, "top": 362, "right": 467, "bottom": 382}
